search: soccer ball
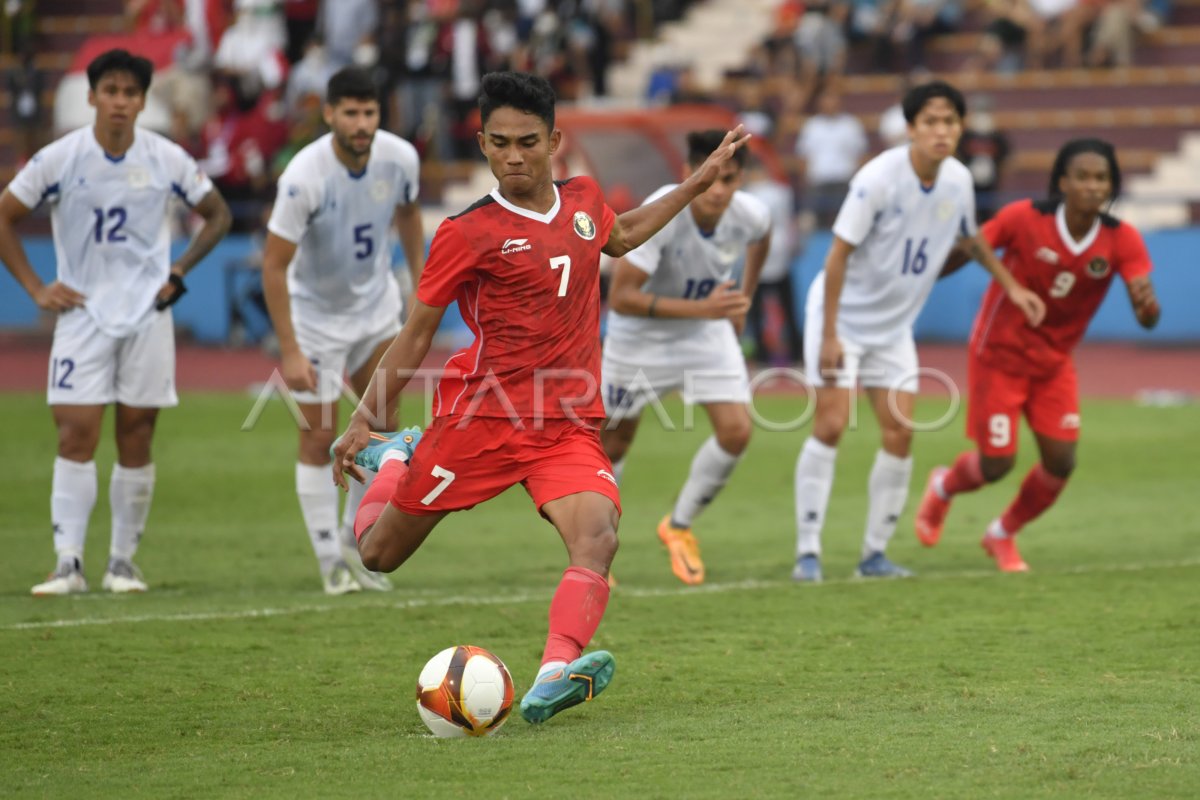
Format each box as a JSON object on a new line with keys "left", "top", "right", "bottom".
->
{"left": 415, "top": 645, "right": 514, "bottom": 738}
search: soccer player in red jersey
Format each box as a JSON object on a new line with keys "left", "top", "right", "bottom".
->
{"left": 329, "top": 71, "right": 750, "bottom": 723}
{"left": 914, "top": 138, "right": 1161, "bottom": 571}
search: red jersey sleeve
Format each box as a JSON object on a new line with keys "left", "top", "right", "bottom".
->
{"left": 416, "top": 219, "right": 477, "bottom": 307}
{"left": 980, "top": 200, "right": 1025, "bottom": 250}
{"left": 1113, "top": 221, "right": 1152, "bottom": 281}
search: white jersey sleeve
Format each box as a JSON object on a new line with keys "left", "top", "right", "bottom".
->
{"left": 831, "top": 166, "right": 887, "bottom": 247}
{"left": 163, "top": 140, "right": 214, "bottom": 207}
{"left": 268, "top": 163, "right": 322, "bottom": 245}
{"left": 8, "top": 138, "right": 69, "bottom": 210}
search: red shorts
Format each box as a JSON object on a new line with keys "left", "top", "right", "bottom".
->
{"left": 967, "top": 355, "right": 1080, "bottom": 457}
{"left": 390, "top": 416, "right": 622, "bottom": 516}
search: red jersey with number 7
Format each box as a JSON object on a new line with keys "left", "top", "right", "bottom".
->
{"left": 416, "top": 176, "right": 616, "bottom": 421}
{"left": 969, "top": 199, "right": 1152, "bottom": 378}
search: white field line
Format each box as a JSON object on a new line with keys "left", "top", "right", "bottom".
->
{"left": 4, "top": 557, "right": 1199, "bottom": 632}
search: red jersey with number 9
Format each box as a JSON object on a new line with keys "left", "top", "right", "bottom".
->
{"left": 416, "top": 176, "right": 616, "bottom": 420}
{"left": 969, "top": 199, "right": 1152, "bottom": 378}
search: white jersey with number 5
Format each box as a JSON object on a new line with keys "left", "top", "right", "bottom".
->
{"left": 7, "top": 126, "right": 213, "bottom": 338}
{"left": 605, "top": 183, "right": 770, "bottom": 366}
{"left": 810, "top": 145, "right": 977, "bottom": 345}
{"left": 268, "top": 131, "right": 420, "bottom": 320}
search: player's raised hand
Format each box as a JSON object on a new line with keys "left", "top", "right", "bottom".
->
{"left": 331, "top": 415, "right": 371, "bottom": 490}
{"left": 689, "top": 125, "right": 753, "bottom": 192}
{"left": 698, "top": 280, "right": 751, "bottom": 319}
{"left": 818, "top": 336, "right": 844, "bottom": 386}
{"left": 34, "top": 281, "right": 85, "bottom": 312}
{"left": 1007, "top": 285, "right": 1046, "bottom": 327}
{"left": 281, "top": 350, "right": 319, "bottom": 392}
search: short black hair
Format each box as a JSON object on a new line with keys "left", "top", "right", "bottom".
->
{"left": 902, "top": 79, "right": 966, "bottom": 123}
{"left": 1049, "top": 138, "right": 1122, "bottom": 202}
{"left": 86, "top": 49, "right": 153, "bottom": 93}
{"left": 479, "top": 71, "right": 556, "bottom": 131}
{"left": 686, "top": 129, "right": 745, "bottom": 168}
{"left": 326, "top": 66, "right": 378, "bottom": 106}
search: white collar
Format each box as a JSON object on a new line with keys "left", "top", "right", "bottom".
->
{"left": 1055, "top": 202, "right": 1100, "bottom": 256}
{"left": 489, "top": 184, "right": 561, "bottom": 224}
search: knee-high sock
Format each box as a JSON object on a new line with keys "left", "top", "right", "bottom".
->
{"left": 862, "top": 450, "right": 913, "bottom": 557}
{"left": 296, "top": 462, "right": 341, "bottom": 573}
{"left": 109, "top": 463, "right": 155, "bottom": 562}
{"left": 341, "top": 468, "right": 375, "bottom": 545}
{"left": 794, "top": 437, "right": 837, "bottom": 557}
{"left": 671, "top": 436, "right": 741, "bottom": 528}
{"left": 51, "top": 457, "right": 96, "bottom": 569}
{"left": 997, "top": 464, "right": 1067, "bottom": 537}
{"left": 354, "top": 454, "right": 408, "bottom": 541}
{"left": 541, "top": 566, "right": 611, "bottom": 667}
{"left": 939, "top": 450, "right": 985, "bottom": 498}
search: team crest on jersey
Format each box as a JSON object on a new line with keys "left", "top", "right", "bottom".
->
{"left": 1086, "top": 257, "right": 1110, "bottom": 279}
{"left": 371, "top": 179, "right": 390, "bottom": 202}
{"left": 936, "top": 200, "right": 956, "bottom": 221}
{"left": 573, "top": 211, "right": 596, "bottom": 240}
{"left": 127, "top": 166, "right": 150, "bottom": 189}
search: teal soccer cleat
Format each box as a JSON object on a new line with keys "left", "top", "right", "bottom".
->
{"left": 519, "top": 651, "right": 616, "bottom": 724}
{"left": 351, "top": 426, "right": 422, "bottom": 472}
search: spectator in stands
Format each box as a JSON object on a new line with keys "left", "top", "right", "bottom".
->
{"left": 794, "top": 0, "right": 850, "bottom": 106}
{"left": 956, "top": 94, "right": 1010, "bottom": 221}
{"left": 794, "top": 90, "right": 868, "bottom": 228}
{"left": 6, "top": 45, "right": 43, "bottom": 164}
{"left": 969, "top": 0, "right": 1038, "bottom": 73}
{"left": 884, "top": 0, "right": 964, "bottom": 71}
{"left": 320, "top": 0, "right": 380, "bottom": 68}
{"left": 1078, "top": 0, "right": 1149, "bottom": 67}
{"left": 285, "top": 35, "right": 337, "bottom": 116}
{"left": 214, "top": 0, "right": 289, "bottom": 92}
{"left": 283, "top": 0, "right": 320, "bottom": 63}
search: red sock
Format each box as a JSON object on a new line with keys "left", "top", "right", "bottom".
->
{"left": 999, "top": 464, "right": 1067, "bottom": 535}
{"left": 942, "top": 450, "right": 985, "bottom": 497}
{"left": 353, "top": 458, "right": 408, "bottom": 541}
{"left": 541, "top": 566, "right": 610, "bottom": 666}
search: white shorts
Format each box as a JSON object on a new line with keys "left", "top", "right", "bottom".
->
{"left": 292, "top": 297, "right": 402, "bottom": 405}
{"left": 601, "top": 333, "right": 750, "bottom": 419}
{"left": 47, "top": 308, "right": 178, "bottom": 408}
{"left": 804, "top": 312, "right": 919, "bottom": 394}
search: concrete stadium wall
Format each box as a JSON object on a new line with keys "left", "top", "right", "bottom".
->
{"left": 2, "top": 228, "right": 1197, "bottom": 344}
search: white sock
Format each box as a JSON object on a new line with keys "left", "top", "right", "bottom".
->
{"left": 862, "top": 450, "right": 913, "bottom": 557}
{"left": 611, "top": 457, "right": 626, "bottom": 486}
{"left": 794, "top": 438, "right": 837, "bottom": 557}
{"left": 341, "top": 468, "right": 375, "bottom": 548}
{"left": 51, "top": 457, "right": 96, "bottom": 570}
{"left": 671, "top": 436, "right": 741, "bottom": 528}
{"left": 109, "top": 463, "right": 155, "bottom": 562}
{"left": 295, "top": 462, "right": 341, "bottom": 574}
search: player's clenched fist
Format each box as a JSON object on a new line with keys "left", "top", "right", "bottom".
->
{"left": 697, "top": 280, "right": 751, "bottom": 320}
{"left": 1006, "top": 285, "right": 1046, "bottom": 327}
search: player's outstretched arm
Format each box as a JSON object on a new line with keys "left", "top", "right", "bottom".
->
{"left": 0, "top": 190, "right": 85, "bottom": 311}
{"left": 608, "top": 258, "right": 750, "bottom": 321}
{"left": 1126, "top": 275, "right": 1161, "bottom": 329}
{"left": 603, "top": 125, "right": 752, "bottom": 257}
{"left": 963, "top": 233, "right": 1046, "bottom": 327}
{"left": 332, "top": 300, "right": 446, "bottom": 489}
{"left": 261, "top": 231, "right": 319, "bottom": 392}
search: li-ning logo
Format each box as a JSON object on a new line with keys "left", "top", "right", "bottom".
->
{"left": 596, "top": 469, "right": 617, "bottom": 486}
{"left": 1035, "top": 247, "right": 1060, "bottom": 265}
{"left": 501, "top": 238, "right": 531, "bottom": 254}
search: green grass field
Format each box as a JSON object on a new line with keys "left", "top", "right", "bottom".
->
{"left": 1, "top": 392, "right": 1197, "bottom": 799}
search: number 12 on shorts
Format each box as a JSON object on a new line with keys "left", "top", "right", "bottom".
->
{"left": 421, "top": 465, "right": 456, "bottom": 506}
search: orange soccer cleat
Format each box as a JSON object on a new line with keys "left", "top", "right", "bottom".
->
{"left": 981, "top": 534, "right": 1030, "bottom": 572}
{"left": 657, "top": 516, "right": 705, "bottom": 585}
{"left": 914, "top": 466, "right": 951, "bottom": 547}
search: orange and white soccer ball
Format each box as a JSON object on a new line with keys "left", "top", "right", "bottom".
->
{"left": 415, "top": 645, "right": 515, "bottom": 737}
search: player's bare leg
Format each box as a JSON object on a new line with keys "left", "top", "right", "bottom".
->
{"left": 356, "top": 502, "right": 447, "bottom": 572}
{"left": 984, "top": 435, "right": 1074, "bottom": 572}
{"left": 520, "top": 491, "right": 619, "bottom": 723}
{"left": 854, "top": 388, "right": 915, "bottom": 579}
{"left": 341, "top": 340, "right": 403, "bottom": 590}
{"left": 792, "top": 385, "right": 852, "bottom": 582}
{"left": 102, "top": 404, "right": 159, "bottom": 592}
{"left": 33, "top": 404, "right": 105, "bottom": 595}
{"left": 658, "top": 402, "right": 750, "bottom": 585}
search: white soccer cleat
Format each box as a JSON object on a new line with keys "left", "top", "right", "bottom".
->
{"left": 322, "top": 561, "right": 363, "bottom": 596}
{"left": 32, "top": 561, "right": 88, "bottom": 596}
{"left": 101, "top": 559, "right": 148, "bottom": 593}
{"left": 340, "top": 528, "right": 393, "bottom": 592}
